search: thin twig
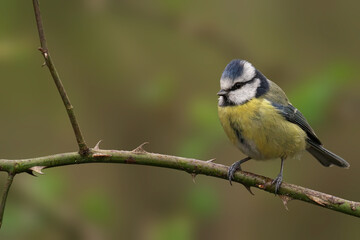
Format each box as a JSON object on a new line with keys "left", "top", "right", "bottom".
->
{"left": 0, "top": 173, "right": 15, "bottom": 228}
{"left": 0, "top": 148, "right": 358, "bottom": 217}
{"left": 32, "top": 0, "right": 89, "bottom": 155}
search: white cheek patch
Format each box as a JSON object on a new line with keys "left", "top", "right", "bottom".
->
{"left": 228, "top": 78, "right": 261, "bottom": 105}
{"left": 241, "top": 61, "right": 256, "bottom": 81}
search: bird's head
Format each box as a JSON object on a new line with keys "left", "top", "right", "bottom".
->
{"left": 218, "top": 59, "right": 269, "bottom": 106}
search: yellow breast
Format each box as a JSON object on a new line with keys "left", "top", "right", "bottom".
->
{"left": 218, "top": 98, "right": 307, "bottom": 160}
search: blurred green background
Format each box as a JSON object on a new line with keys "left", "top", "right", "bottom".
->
{"left": 1, "top": 0, "right": 360, "bottom": 239}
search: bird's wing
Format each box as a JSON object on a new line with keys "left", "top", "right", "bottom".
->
{"left": 271, "top": 102, "right": 322, "bottom": 145}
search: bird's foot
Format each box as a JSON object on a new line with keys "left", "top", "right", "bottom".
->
{"left": 228, "top": 157, "right": 251, "bottom": 186}
{"left": 271, "top": 173, "right": 283, "bottom": 194}
{"left": 228, "top": 161, "right": 242, "bottom": 186}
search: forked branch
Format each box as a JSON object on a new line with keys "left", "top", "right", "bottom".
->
{"left": 32, "top": 0, "right": 89, "bottom": 155}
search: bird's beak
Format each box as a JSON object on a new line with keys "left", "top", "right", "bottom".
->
{"left": 217, "top": 89, "right": 228, "bottom": 96}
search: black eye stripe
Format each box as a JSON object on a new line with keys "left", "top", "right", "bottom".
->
{"left": 232, "top": 82, "right": 245, "bottom": 90}
{"left": 230, "top": 78, "right": 255, "bottom": 91}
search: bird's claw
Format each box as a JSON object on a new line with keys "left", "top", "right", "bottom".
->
{"left": 228, "top": 161, "right": 242, "bottom": 185}
{"left": 272, "top": 174, "right": 283, "bottom": 194}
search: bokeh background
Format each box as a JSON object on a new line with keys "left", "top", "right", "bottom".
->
{"left": 1, "top": 0, "right": 360, "bottom": 239}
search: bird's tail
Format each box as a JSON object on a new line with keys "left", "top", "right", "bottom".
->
{"left": 307, "top": 140, "right": 350, "bottom": 168}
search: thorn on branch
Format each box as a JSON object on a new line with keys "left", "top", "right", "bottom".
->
{"left": 132, "top": 142, "right": 149, "bottom": 154}
{"left": 242, "top": 185, "right": 254, "bottom": 195}
{"left": 279, "top": 195, "right": 293, "bottom": 210}
{"left": 94, "top": 140, "right": 103, "bottom": 150}
{"left": 92, "top": 141, "right": 111, "bottom": 157}
{"left": 191, "top": 173, "right": 197, "bottom": 183}
{"left": 206, "top": 158, "right": 216, "bottom": 163}
{"left": 38, "top": 47, "right": 48, "bottom": 59}
{"left": 28, "top": 166, "right": 46, "bottom": 176}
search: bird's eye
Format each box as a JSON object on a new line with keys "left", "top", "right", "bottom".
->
{"left": 233, "top": 82, "right": 244, "bottom": 90}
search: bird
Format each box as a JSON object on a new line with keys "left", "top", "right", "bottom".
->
{"left": 217, "top": 59, "right": 350, "bottom": 193}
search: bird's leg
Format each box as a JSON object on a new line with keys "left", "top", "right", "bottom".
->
{"left": 272, "top": 157, "right": 285, "bottom": 194}
{"left": 228, "top": 157, "right": 251, "bottom": 185}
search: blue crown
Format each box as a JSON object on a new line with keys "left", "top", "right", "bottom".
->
{"left": 221, "top": 59, "right": 245, "bottom": 80}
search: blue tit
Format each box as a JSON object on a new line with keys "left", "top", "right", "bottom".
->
{"left": 217, "top": 59, "right": 350, "bottom": 193}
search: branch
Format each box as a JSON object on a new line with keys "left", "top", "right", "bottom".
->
{"left": 0, "top": 145, "right": 359, "bottom": 218}
{"left": 32, "top": 0, "right": 89, "bottom": 155}
{"left": 0, "top": 173, "right": 15, "bottom": 228}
